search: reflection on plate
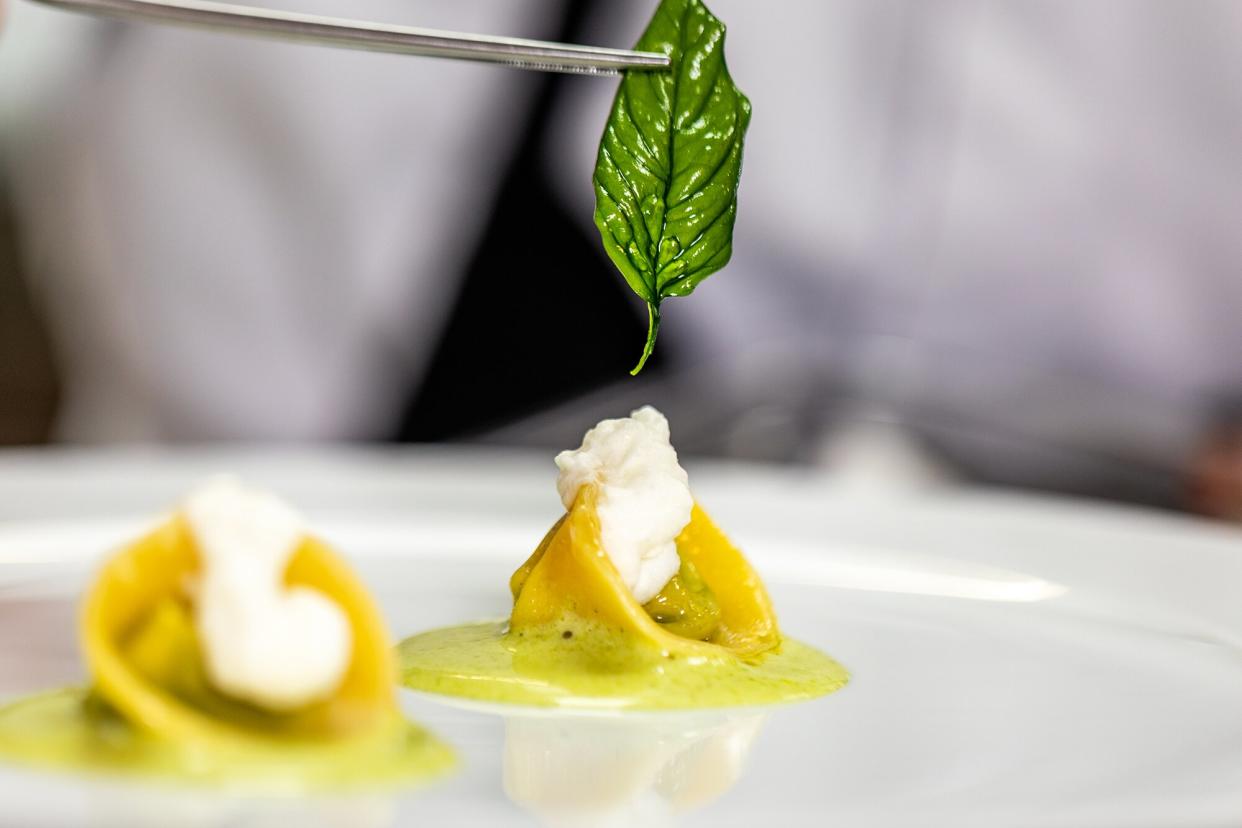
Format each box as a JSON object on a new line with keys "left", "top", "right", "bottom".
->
{"left": 504, "top": 710, "right": 766, "bottom": 827}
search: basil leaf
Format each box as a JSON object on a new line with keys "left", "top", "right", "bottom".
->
{"left": 592, "top": 0, "right": 752, "bottom": 374}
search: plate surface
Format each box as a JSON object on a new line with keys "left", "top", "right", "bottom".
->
{"left": 2, "top": 448, "right": 1242, "bottom": 827}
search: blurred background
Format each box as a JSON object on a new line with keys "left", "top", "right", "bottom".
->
{"left": 2, "top": 0, "right": 1242, "bottom": 518}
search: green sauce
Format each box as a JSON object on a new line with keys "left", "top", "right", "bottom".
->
{"left": 398, "top": 620, "right": 848, "bottom": 710}
{"left": 0, "top": 688, "right": 454, "bottom": 791}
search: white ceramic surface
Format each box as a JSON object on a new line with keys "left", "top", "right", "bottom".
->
{"left": 1, "top": 448, "right": 1242, "bottom": 827}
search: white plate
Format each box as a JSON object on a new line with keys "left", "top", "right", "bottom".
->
{"left": 2, "top": 450, "right": 1242, "bottom": 826}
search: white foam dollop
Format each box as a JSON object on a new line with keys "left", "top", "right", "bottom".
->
{"left": 184, "top": 477, "right": 352, "bottom": 711}
{"left": 555, "top": 406, "right": 693, "bottom": 604}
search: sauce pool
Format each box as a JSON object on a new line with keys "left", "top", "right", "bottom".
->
{"left": 398, "top": 620, "right": 849, "bottom": 709}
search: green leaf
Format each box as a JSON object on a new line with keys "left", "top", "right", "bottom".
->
{"left": 592, "top": 0, "right": 752, "bottom": 375}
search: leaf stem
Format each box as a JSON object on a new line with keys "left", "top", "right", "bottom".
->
{"left": 630, "top": 302, "right": 661, "bottom": 375}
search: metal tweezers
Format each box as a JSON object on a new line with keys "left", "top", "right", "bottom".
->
{"left": 28, "top": 0, "right": 671, "bottom": 75}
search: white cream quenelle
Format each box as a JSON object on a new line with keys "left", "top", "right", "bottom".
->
{"left": 555, "top": 406, "right": 693, "bottom": 605}
{"left": 184, "top": 478, "right": 352, "bottom": 711}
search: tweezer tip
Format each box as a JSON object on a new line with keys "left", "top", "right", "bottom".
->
{"left": 501, "top": 61, "right": 622, "bottom": 76}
